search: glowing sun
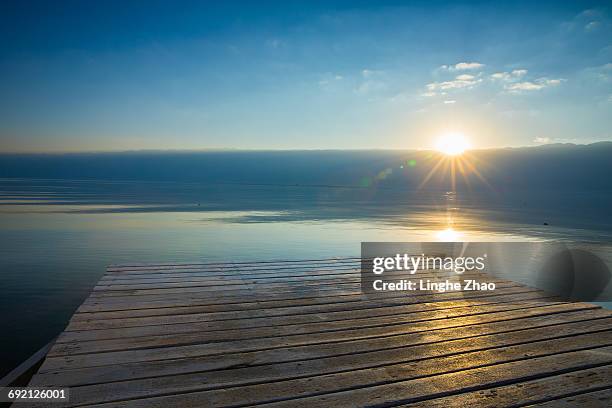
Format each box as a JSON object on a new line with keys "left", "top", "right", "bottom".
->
{"left": 435, "top": 132, "right": 471, "bottom": 156}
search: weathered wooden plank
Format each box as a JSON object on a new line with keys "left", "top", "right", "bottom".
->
{"left": 89, "top": 274, "right": 502, "bottom": 301}
{"left": 148, "top": 337, "right": 602, "bottom": 407}
{"left": 31, "top": 311, "right": 612, "bottom": 389}
{"left": 34, "top": 324, "right": 612, "bottom": 406}
{"left": 40, "top": 303, "right": 598, "bottom": 372}
{"left": 106, "top": 259, "right": 360, "bottom": 274}
{"left": 88, "top": 277, "right": 497, "bottom": 302}
{"left": 95, "top": 279, "right": 361, "bottom": 295}
{"left": 57, "top": 292, "right": 556, "bottom": 343}
{"left": 27, "top": 258, "right": 612, "bottom": 407}
{"left": 62, "top": 346, "right": 612, "bottom": 407}
{"left": 521, "top": 387, "right": 612, "bottom": 407}
{"left": 402, "top": 366, "right": 612, "bottom": 408}
{"left": 99, "top": 267, "right": 473, "bottom": 283}
{"left": 250, "top": 346, "right": 612, "bottom": 408}
{"left": 107, "top": 257, "right": 360, "bottom": 269}
{"left": 102, "top": 265, "right": 362, "bottom": 281}
{"left": 69, "top": 286, "right": 537, "bottom": 330}
{"left": 90, "top": 280, "right": 365, "bottom": 302}
{"left": 70, "top": 286, "right": 539, "bottom": 322}
{"left": 101, "top": 266, "right": 361, "bottom": 283}
{"left": 94, "top": 270, "right": 484, "bottom": 292}
{"left": 93, "top": 278, "right": 364, "bottom": 296}
{"left": 80, "top": 284, "right": 364, "bottom": 310}
{"left": 76, "top": 281, "right": 523, "bottom": 313}
{"left": 49, "top": 300, "right": 563, "bottom": 356}
{"left": 96, "top": 272, "right": 361, "bottom": 288}
{"left": 101, "top": 263, "right": 451, "bottom": 282}
{"left": 96, "top": 269, "right": 489, "bottom": 287}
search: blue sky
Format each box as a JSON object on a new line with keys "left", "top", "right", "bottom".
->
{"left": 0, "top": 0, "right": 611, "bottom": 152}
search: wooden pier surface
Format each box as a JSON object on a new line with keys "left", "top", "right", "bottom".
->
{"left": 28, "top": 257, "right": 612, "bottom": 407}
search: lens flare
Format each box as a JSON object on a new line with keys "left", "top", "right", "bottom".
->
{"left": 435, "top": 132, "right": 470, "bottom": 156}
{"left": 418, "top": 131, "right": 491, "bottom": 195}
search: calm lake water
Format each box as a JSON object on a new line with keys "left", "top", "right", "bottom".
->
{"left": 1, "top": 178, "right": 612, "bottom": 376}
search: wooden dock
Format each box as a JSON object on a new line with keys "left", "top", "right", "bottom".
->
{"left": 28, "top": 257, "right": 612, "bottom": 407}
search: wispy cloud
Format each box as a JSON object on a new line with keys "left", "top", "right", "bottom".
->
{"left": 489, "top": 68, "right": 565, "bottom": 93}
{"left": 425, "top": 73, "right": 482, "bottom": 95}
{"left": 440, "top": 62, "right": 485, "bottom": 71}
{"left": 505, "top": 78, "right": 565, "bottom": 92}
{"left": 455, "top": 74, "right": 475, "bottom": 81}
{"left": 490, "top": 69, "right": 528, "bottom": 81}
{"left": 427, "top": 62, "right": 564, "bottom": 98}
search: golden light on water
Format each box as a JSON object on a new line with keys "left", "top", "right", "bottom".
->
{"left": 423, "top": 132, "right": 489, "bottom": 242}
{"left": 435, "top": 132, "right": 470, "bottom": 156}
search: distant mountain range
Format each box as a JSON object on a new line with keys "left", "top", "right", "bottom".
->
{"left": 1, "top": 142, "right": 611, "bottom": 191}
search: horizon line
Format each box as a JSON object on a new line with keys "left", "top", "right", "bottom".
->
{"left": 1, "top": 141, "right": 611, "bottom": 155}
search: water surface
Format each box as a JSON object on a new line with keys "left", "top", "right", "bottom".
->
{"left": 1, "top": 178, "right": 611, "bottom": 377}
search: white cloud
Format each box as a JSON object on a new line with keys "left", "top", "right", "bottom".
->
{"left": 490, "top": 69, "right": 527, "bottom": 81}
{"left": 491, "top": 72, "right": 510, "bottom": 81}
{"left": 440, "top": 62, "right": 485, "bottom": 71}
{"left": 545, "top": 78, "right": 562, "bottom": 86}
{"left": 426, "top": 74, "right": 482, "bottom": 94}
{"left": 506, "top": 82, "right": 544, "bottom": 91}
{"left": 534, "top": 137, "right": 551, "bottom": 144}
{"left": 505, "top": 77, "right": 565, "bottom": 92}
{"left": 443, "top": 100, "right": 456, "bottom": 104}
{"left": 456, "top": 62, "right": 484, "bottom": 70}
{"left": 455, "top": 74, "right": 475, "bottom": 81}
